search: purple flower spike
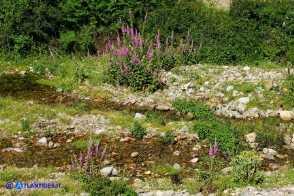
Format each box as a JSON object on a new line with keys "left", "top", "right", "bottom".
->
{"left": 129, "top": 10, "right": 132, "bottom": 17}
{"left": 84, "top": 163, "right": 88, "bottom": 170}
{"left": 95, "top": 142, "right": 100, "bottom": 152}
{"left": 120, "top": 48, "right": 129, "bottom": 56}
{"left": 209, "top": 146, "right": 214, "bottom": 157}
{"left": 97, "top": 51, "right": 101, "bottom": 58}
{"left": 156, "top": 40, "right": 160, "bottom": 49}
{"left": 190, "top": 40, "right": 194, "bottom": 50}
{"left": 105, "top": 45, "right": 109, "bottom": 53}
{"left": 79, "top": 153, "right": 83, "bottom": 165}
{"left": 101, "top": 147, "right": 107, "bottom": 157}
{"left": 117, "top": 34, "right": 121, "bottom": 46}
{"left": 131, "top": 55, "right": 139, "bottom": 64}
{"left": 131, "top": 72, "right": 134, "bottom": 77}
{"left": 121, "top": 69, "right": 125, "bottom": 74}
{"left": 87, "top": 50, "right": 91, "bottom": 60}
{"left": 213, "top": 142, "right": 218, "bottom": 155}
{"left": 165, "top": 38, "right": 169, "bottom": 47}
{"left": 157, "top": 31, "right": 160, "bottom": 41}
{"left": 87, "top": 147, "right": 93, "bottom": 157}
{"left": 187, "top": 30, "right": 190, "bottom": 39}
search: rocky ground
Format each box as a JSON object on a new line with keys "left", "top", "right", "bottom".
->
{"left": 0, "top": 64, "right": 293, "bottom": 195}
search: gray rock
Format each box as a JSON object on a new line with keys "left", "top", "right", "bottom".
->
{"left": 245, "top": 132, "right": 256, "bottom": 143}
{"left": 155, "top": 104, "right": 170, "bottom": 111}
{"left": 131, "top": 152, "right": 139, "bottom": 158}
{"left": 56, "top": 88, "right": 63, "bottom": 93}
{"left": 36, "top": 137, "right": 47, "bottom": 147}
{"left": 263, "top": 148, "right": 278, "bottom": 160}
{"left": 190, "top": 158, "right": 199, "bottom": 163}
{"left": 226, "top": 86, "right": 234, "bottom": 92}
{"left": 134, "top": 113, "right": 146, "bottom": 120}
{"left": 48, "top": 141, "right": 54, "bottom": 148}
{"left": 173, "top": 150, "right": 181, "bottom": 156}
{"left": 2, "top": 147, "right": 24, "bottom": 153}
{"left": 100, "top": 166, "right": 118, "bottom": 176}
{"left": 279, "top": 110, "right": 293, "bottom": 121}
{"left": 53, "top": 143, "right": 60, "bottom": 148}
{"left": 238, "top": 97, "right": 250, "bottom": 104}
{"left": 173, "top": 163, "right": 181, "bottom": 170}
{"left": 243, "top": 66, "right": 250, "bottom": 71}
{"left": 237, "top": 103, "right": 246, "bottom": 113}
{"left": 179, "top": 126, "right": 189, "bottom": 132}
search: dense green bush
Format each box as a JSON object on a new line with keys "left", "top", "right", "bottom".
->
{"left": 158, "top": 130, "right": 176, "bottom": 144}
{"left": 131, "top": 122, "right": 146, "bottom": 138}
{"left": 172, "top": 99, "right": 214, "bottom": 120}
{"left": 230, "top": 151, "right": 263, "bottom": 184}
{"left": 192, "top": 120, "right": 239, "bottom": 154}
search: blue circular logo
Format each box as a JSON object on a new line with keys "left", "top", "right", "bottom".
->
{"left": 6, "top": 182, "right": 13, "bottom": 189}
{"left": 15, "top": 182, "right": 23, "bottom": 190}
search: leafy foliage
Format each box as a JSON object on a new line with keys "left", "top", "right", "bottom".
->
{"left": 158, "top": 130, "right": 176, "bottom": 144}
{"left": 172, "top": 99, "right": 214, "bottom": 120}
{"left": 230, "top": 151, "right": 264, "bottom": 184}
{"left": 192, "top": 120, "right": 239, "bottom": 154}
{"left": 131, "top": 122, "right": 146, "bottom": 138}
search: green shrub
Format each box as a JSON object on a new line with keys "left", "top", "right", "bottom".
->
{"left": 21, "top": 118, "right": 31, "bottom": 132}
{"left": 80, "top": 169, "right": 136, "bottom": 196}
{"left": 158, "top": 130, "right": 175, "bottom": 144}
{"left": 146, "top": 111, "right": 166, "bottom": 125}
{"left": 131, "top": 122, "right": 146, "bottom": 138}
{"left": 73, "top": 102, "right": 90, "bottom": 112}
{"left": 172, "top": 99, "right": 213, "bottom": 120}
{"left": 230, "top": 151, "right": 264, "bottom": 184}
{"left": 192, "top": 120, "right": 239, "bottom": 154}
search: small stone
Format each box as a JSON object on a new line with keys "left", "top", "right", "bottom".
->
{"left": 243, "top": 66, "right": 250, "bottom": 71}
{"left": 173, "top": 163, "right": 181, "bottom": 169}
{"left": 37, "top": 137, "right": 47, "bottom": 147}
{"left": 173, "top": 150, "right": 181, "bottom": 156}
{"left": 48, "top": 141, "right": 54, "bottom": 148}
{"left": 249, "top": 143, "right": 258, "bottom": 149}
{"left": 245, "top": 132, "right": 256, "bottom": 143}
{"left": 144, "top": 171, "right": 151, "bottom": 175}
{"left": 134, "top": 113, "right": 146, "bottom": 120}
{"left": 2, "top": 147, "right": 24, "bottom": 153}
{"left": 238, "top": 97, "right": 250, "bottom": 104}
{"left": 120, "top": 137, "right": 131, "bottom": 142}
{"left": 190, "top": 158, "right": 199, "bottom": 163}
{"left": 18, "top": 137, "right": 25, "bottom": 141}
{"left": 193, "top": 144, "right": 201, "bottom": 151}
{"left": 221, "top": 167, "right": 233, "bottom": 175}
{"left": 56, "top": 88, "right": 63, "bottom": 93}
{"left": 279, "top": 111, "right": 293, "bottom": 121}
{"left": 100, "top": 166, "right": 118, "bottom": 176}
{"left": 131, "top": 152, "right": 139, "bottom": 158}
{"left": 66, "top": 139, "right": 72, "bottom": 143}
{"left": 284, "top": 134, "right": 292, "bottom": 146}
{"left": 237, "top": 103, "right": 246, "bottom": 113}
{"left": 20, "top": 70, "right": 26, "bottom": 75}
{"left": 265, "top": 81, "right": 273, "bottom": 90}
{"left": 187, "top": 112, "right": 194, "bottom": 120}
{"left": 226, "top": 86, "right": 234, "bottom": 92}
{"left": 53, "top": 143, "right": 60, "bottom": 148}
{"left": 155, "top": 104, "right": 170, "bottom": 111}
{"left": 263, "top": 148, "right": 278, "bottom": 160}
